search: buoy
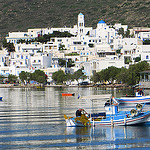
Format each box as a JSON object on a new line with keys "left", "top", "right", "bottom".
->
{"left": 62, "top": 93, "right": 75, "bottom": 96}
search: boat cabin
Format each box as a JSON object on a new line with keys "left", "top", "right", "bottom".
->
{"left": 105, "top": 105, "right": 118, "bottom": 115}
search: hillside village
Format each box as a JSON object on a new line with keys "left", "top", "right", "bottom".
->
{"left": 0, "top": 12, "right": 150, "bottom": 85}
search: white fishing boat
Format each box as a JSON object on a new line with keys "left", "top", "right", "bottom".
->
{"left": 115, "top": 89, "right": 150, "bottom": 104}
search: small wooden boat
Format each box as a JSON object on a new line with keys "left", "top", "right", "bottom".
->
{"left": 62, "top": 93, "right": 75, "bottom": 96}
{"left": 64, "top": 95, "right": 150, "bottom": 127}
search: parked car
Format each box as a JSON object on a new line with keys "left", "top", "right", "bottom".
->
{"left": 80, "top": 81, "right": 89, "bottom": 85}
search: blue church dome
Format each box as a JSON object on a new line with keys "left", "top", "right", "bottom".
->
{"left": 98, "top": 20, "right": 105, "bottom": 24}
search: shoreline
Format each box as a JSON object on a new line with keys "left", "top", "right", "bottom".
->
{"left": 0, "top": 83, "right": 132, "bottom": 89}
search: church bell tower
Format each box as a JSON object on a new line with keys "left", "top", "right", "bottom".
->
{"left": 78, "top": 13, "right": 84, "bottom": 36}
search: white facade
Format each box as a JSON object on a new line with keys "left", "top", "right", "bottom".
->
{"left": 84, "top": 57, "right": 124, "bottom": 77}
{"left": 90, "top": 20, "right": 117, "bottom": 46}
{"left": 113, "top": 23, "right": 128, "bottom": 32}
{"left": 6, "top": 32, "right": 36, "bottom": 44}
{"left": 3, "top": 12, "right": 150, "bottom": 83}
{"left": 138, "top": 32, "right": 150, "bottom": 41}
{"left": 140, "top": 45, "right": 150, "bottom": 63}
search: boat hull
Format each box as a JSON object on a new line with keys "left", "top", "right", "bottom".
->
{"left": 115, "top": 96, "right": 150, "bottom": 104}
{"left": 65, "top": 111, "right": 150, "bottom": 127}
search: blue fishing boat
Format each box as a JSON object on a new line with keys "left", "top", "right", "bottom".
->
{"left": 0, "top": 97, "right": 2, "bottom": 101}
{"left": 64, "top": 95, "right": 150, "bottom": 127}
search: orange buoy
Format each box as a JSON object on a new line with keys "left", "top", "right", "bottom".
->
{"left": 62, "top": 93, "right": 75, "bottom": 96}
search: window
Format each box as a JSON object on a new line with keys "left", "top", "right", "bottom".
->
{"left": 21, "top": 55, "right": 23, "bottom": 59}
{"left": 38, "top": 60, "right": 41, "bottom": 62}
{"left": 146, "top": 55, "right": 149, "bottom": 59}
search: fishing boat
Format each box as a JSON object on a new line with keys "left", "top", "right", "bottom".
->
{"left": 64, "top": 95, "right": 150, "bottom": 127}
{"left": 115, "top": 96, "right": 150, "bottom": 104}
{"left": 115, "top": 89, "right": 150, "bottom": 104}
{"left": 0, "top": 97, "right": 2, "bottom": 101}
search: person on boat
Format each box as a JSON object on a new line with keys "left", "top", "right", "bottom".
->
{"left": 137, "top": 89, "right": 144, "bottom": 96}
{"left": 76, "top": 109, "right": 82, "bottom": 117}
{"left": 76, "top": 108, "right": 88, "bottom": 117}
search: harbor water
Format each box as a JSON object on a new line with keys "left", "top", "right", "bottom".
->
{"left": 0, "top": 87, "right": 150, "bottom": 149}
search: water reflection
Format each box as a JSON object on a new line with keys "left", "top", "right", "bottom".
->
{"left": 0, "top": 87, "right": 150, "bottom": 149}
{"left": 65, "top": 125, "right": 150, "bottom": 149}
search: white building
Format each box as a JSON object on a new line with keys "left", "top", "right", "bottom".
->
{"left": 6, "top": 32, "right": 36, "bottom": 44}
{"left": 4, "top": 12, "right": 150, "bottom": 83}
{"left": 139, "top": 45, "right": 150, "bottom": 63}
{"left": 138, "top": 32, "right": 150, "bottom": 41}
{"left": 84, "top": 57, "right": 124, "bottom": 78}
{"left": 113, "top": 23, "right": 128, "bottom": 32}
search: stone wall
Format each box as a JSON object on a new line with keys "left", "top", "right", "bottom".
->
{"left": 139, "top": 81, "right": 150, "bottom": 89}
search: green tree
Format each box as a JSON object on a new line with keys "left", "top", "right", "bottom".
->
{"left": 125, "top": 57, "right": 132, "bottom": 64}
{"left": 134, "top": 56, "right": 141, "bottom": 62}
{"left": 91, "top": 72, "right": 101, "bottom": 83}
{"left": 58, "top": 59, "right": 75, "bottom": 68}
{"left": 116, "top": 67, "right": 128, "bottom": 83}
{"left": 124, "top": 29, "right": 130, "bottom": 38}
{"left": 119, "top": 61, "right": 149, "bottom": 85}
{"left": 67, "top": 59, "right": 75, "bottom": 68}
{"left": 72, "top": 68, "right": 85, "bottom": 82}
{"left": 19, "top": 71, "right": 27, "bottom": 83}
{"left": 32, "top": 70, "right": 47, "bottom": 84}
{"left": 59, "top": 44, "right": 66, "bottom": 50}
{"left": 2, "top": 39, "right": 15, "bottom": 53}
{"left": 2, "top": 38, "right": 7, "bottom": 48}
{"left": 8, "top": 74, "right": 18, "bottom": 83}
{"left": 108, "top": 66, "right": 121, "bottom": 82}
{"left": 58, "top": 59, "right": 66, "bottom": 67}
{"left": 0, "top": 75, "right": 5, "bottom": 83}
{"left": 52, "top": 70, "right": 66, "bottom": 84}
{"left": 118, "top": 28, "right": 124, "bottom": 37}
